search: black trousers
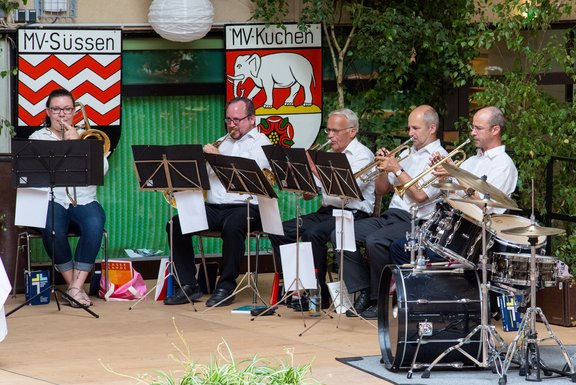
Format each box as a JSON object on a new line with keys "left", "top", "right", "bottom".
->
{"left": 337, "top": 208, "right": 411, "bottom": 300}
{"left": 268, "top": 206, "right": 369, "bottom": 291}
{"left": 167, "top": 203, "right": 262, "bottom": 291}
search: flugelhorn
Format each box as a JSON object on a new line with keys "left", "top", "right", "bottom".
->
{"left": 394, "top": 138, "right": 470, "bottom": 197}
{"left": 354, "top": 137, "right": 413, "bottom": 183}
{"left": 75, "top": 101, "right": 111, "bottom": 154}
{"left": 309, "top": 140, "right": 332, "bottom": 151}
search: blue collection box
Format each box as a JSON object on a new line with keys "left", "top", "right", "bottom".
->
{"left": 25, "top": 270, "right": 51, "bottom": 305}
{"left": 498, "top": 294, "right": 523, "bottom": 332}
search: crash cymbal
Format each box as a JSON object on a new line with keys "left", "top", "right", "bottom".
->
{"left": 443, "top": 163, "right": 518, "bottom": 209}
{"left": 501, "top": 224, "right": 565, "bottom": 237}
{"left": 450, "top": 197, "right": 521, "bottom": 211}
{"left": 431, "top": 182, "right": 466, "bottom": 191}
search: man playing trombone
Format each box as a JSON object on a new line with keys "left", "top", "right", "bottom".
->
{"left": 163, "top": 97, "right": 272, "bottom": 307}
{"left": 268, "top": 108, "right": 375, "bottom": 310}
{"left": 337, "top": 105, "right": 448, "bottom": 319}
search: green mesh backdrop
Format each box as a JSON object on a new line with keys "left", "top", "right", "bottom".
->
{"left": 31, "top": 95, "right": 320, "bottom": 263}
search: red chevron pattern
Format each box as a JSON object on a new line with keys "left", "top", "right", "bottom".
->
{"left": 18, "top": 31, "right": 122, "bottom": 128}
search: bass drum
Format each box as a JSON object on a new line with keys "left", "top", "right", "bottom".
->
{"left": 378, "top": 265, "right": 482, "bottom": 371}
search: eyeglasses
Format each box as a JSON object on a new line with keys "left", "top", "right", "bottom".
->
{"left": 469, "top": 124, "right": 496, "bottom": 132}
{"left": 224, "top": 115, "right": 251, "bottom": 125}
{"left": 323, "top": 127, "right": 353, "bottom": 134}
{"left": 49, "top": 106, "right": 74, "bottom": 114}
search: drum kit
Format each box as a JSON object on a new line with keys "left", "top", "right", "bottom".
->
{"left": 378, "top": 165, "right": 576, "bottom": 383}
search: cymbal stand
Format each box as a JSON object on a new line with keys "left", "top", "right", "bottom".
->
{"left": 422, "top": 201, "right": 507, "bottom": 379}
{"left": 500, "top": 235, "right": 575, "bottom": 384}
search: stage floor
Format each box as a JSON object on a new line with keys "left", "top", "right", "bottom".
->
{"left": 1, "top": 273, "right": 574, "bottom": 385}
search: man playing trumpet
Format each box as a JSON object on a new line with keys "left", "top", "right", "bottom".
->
{"left": 163, "top": 97, "right": 272, "bottom": 307}
{"left": 268, "top": 108, "right": 375, "bottom": 310}
{"left": 337, "top": 105, "right": 448, "bottom": 319}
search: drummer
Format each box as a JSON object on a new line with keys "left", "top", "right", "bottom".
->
{"left": 390, "top": 105, "right": 518, "bottom": 265}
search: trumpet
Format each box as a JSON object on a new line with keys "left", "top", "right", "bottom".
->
{"left": 309, "top": 140, "right": 332, "bottom": 151}
{"left": 354, "top": 137, "right": 413, "bottom": 183}
{"left": 75, "top": 101, "right": 111, "bottom": 154}
{"left": 394, "top": 138, "right": 470, "bottom": 197}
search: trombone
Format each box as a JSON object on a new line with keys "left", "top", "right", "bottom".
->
{"left": 354, "top": 137, "right": 413, "bottom": 183}
{"left": 394, "top": 138, "right": 470, "bottom": 197}
{"left": 309, "top": 139, "right": 331, "bottom": 151}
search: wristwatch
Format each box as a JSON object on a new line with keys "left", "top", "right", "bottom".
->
{"left": 394, "top": 168, "right": 404, "bottom": 177}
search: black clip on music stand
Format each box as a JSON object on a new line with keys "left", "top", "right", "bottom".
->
{"left": 300, "top": 150, "right": 364, "bottom": 336}
{"left": 252, "top": 145, "right": 319, "bottom": 321}
{"left": 130, "top": 144, "right": 210, "bottom": 310}
{"left": 202, "top": 153, "right": 277, "bottom": 310}
{"left": 7, "top": 139, "right": 104, "bottom": 318}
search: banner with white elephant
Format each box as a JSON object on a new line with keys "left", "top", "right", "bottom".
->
{"left": 225, "top": 24, "right": 322, "bottom": 149}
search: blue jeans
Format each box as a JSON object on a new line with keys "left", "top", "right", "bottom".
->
{"left": 39, "top": 201, "right": 105, "bottom": 273}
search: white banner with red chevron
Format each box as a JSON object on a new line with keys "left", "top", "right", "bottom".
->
{"left": 17, "top": 29, "right": 122, "bottom": 132}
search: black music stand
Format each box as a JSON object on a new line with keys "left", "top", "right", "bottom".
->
{"left": 300, "top": 151, "right": 364, "bottom": 335}
{"left": 130, "top": 144, "right": 209, "bottom": 310}
{"left": 8, "top": 139, "right": 103, "bottom": 318}
{"left": 253, "top": 145, "right": 319, "bottom": 321}
{"left": 202, "top": 153, "right": 277, "bottom": 309}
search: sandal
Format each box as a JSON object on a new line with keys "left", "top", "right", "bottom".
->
{"left": 65, "top": 287, "right": 91, "bottom": 308}
{"left": 79, "top": 288, "right": 93, "bottom": 306}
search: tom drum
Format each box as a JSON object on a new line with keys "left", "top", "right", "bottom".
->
{"left": 490, "top": 215, "right": 547, "bottom": 255}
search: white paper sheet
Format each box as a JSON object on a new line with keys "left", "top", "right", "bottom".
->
{"left": 257, "top": 196, "right": 284, "bottom": 236}
{"left": 0, "top": 258, "right": 12, "bottom": 342}
{"left": 15, "top": 188, "right": 50, "bottom": 228}
{"left": 333, "top": 209, "right": 356, "bottom": 251}
{"left": 175, "top": 190, "right": 208, "bottom": 234}
{"left": 279, "top": 242, "right": 317, "bottom": 291}
{"left": 327, "top": 281, "right": 353, "bottom": 314}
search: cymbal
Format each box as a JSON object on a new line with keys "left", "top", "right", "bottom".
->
{"left": 450, "top": 197, "right": 521, "bottom": 211}
{"left": 443, "top": 163, "right": 519, "bottom": 209}
{"left": 431, "top": 182, "right": 466, "bottom": 191}
{"left": 501, "top": 224, "right": 565, "bottom": 237}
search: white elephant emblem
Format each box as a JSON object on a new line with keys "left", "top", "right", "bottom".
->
{"left": 227, "top": 52, "right": 316, "bottom": 109}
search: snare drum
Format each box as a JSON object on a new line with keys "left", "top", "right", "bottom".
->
{"left": 491, "top": 252, "right": 557, "bottom": 287}
{"left": 490, "top": 215, "right": 547, "bottom": 254}
{"left": 425, "top": 197, "right": 493, "bottom": 267}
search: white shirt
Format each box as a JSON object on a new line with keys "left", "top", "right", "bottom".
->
{"left": 320, "top": 138, "right": 375, "bottom": 215}
{"left": 206, "top": 127, "right": 272, "bottom": 205}
{"left": 459, "top": 145, "right": 518, "bottom": 214}
{"left": 388, "top": 139, "right": 448, "bottom": 219}
{"left": 28, "top": 127, "right": 109, "bottom": 209}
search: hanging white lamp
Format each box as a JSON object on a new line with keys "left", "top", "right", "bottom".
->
{"left": 148, "top": 0, "right": 215, "bottom": 42}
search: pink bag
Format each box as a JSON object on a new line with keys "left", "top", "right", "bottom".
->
{"left": 99, "top": 269, "right": 147, "bottom": 301}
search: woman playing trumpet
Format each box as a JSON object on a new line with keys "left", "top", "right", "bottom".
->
{"left": 28, "top": 88, "right": 108, "bottom": 308}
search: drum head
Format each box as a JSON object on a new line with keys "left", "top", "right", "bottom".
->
{"left": 447, "top": 195, "right": 483, "bottom": 224}
{"left": 490, "top": 215, "right": 546, "bottom": 246}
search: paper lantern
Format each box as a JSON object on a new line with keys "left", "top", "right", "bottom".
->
{"left": 148, "top": 0, "right": 214, "bottom": 42}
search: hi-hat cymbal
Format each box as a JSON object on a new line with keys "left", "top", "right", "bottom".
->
{"left": 450, "top": 197, "right": 521, "bottom": 211}
{"left": 443, "top": 163, "right": 518, "bottom": 209}
{"left": 431, "top": 182, "right": 466, "bottom": 191}
{"left": 501, "top": 224, "right": 565, "bottom": 237}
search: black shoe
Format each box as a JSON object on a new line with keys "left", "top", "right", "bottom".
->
{"left": 359, "top": 304, "right": 378, "bottom": 320}
{"left": 206, "top": 287, "right": 235, "bottom": 307}
{"left": 291, "top": 296, "right": 309, "bottom": 312}
{"left": 346, "top": 290, "right": 371, "bottom": 317}
{"left": 163, "top": 284, "right": 203, "bottom": 305}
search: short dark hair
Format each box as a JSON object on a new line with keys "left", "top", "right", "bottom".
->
{"left": 44, "top": 88, "right": 75, "bottom": 127}
{"left": 225, "top": 97, "right": 255, "bottom": 116}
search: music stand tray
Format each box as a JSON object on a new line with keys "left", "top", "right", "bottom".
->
{"left": 262, "top": 145, "right": 318, "bottom": 195}
{"left": 8, "top": 139, "right": 104, "bottom": 318}
{"left": 202, "top": 153, "right": 276, "bottom": 309}
{"left": 129, "top": 144, "right": 210, "bottom": 309}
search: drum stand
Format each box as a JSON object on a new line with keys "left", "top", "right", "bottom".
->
{"left": 422, "top": 203, "right": 507, "bottom": 379}
{"left": 500, "top": 236, "right": 576, "bottom": 384}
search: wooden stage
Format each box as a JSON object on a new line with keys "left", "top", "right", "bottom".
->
{"left": 1, "top": 274, "right": 574, "bottom": 385}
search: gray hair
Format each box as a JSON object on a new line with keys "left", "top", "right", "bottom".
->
{"left": 484, "top": 106, "right": 506, "bottom": 133}
{"left": 328, "top": 108, "right": 359, "bottom": 130}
